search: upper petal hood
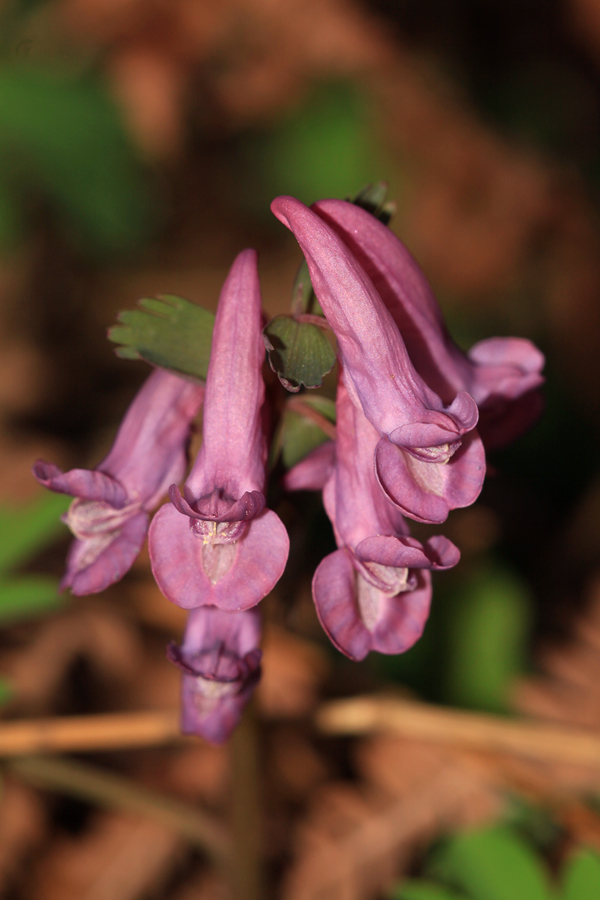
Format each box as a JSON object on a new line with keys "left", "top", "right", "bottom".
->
{"left": 312, "top": 198, "right": 544, "bottom": 448}
{"left": 271, "top": 196, "right": 479, "bottom": 456}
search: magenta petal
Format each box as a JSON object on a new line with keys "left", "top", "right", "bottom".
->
{"left": 169, "top": 606, "right": 262, "bottom": 744}
{"left": 283, "top": 441, "right": 336, "bottom": 492}
{"left": 149, "top": 504, "right": 289, "bottom": 611}
{"left": 170, "top": 485, "right": 265, "bottom": 522}
{"left": 313, "top": 549, "right": 432, "bottom": 660}
{"left": 354, "top": 534, "right": 432, "bottom": 570}
{"left": 423, "top": 534, "right": 461, "bottom": 569}
{"left": 468, "top": 336, "right": 545, "bottom": 373}
{"left": 100, "top": 368, "right": 204, "bottom": 508}
{"left": 375, "top": 429, "right": 486, "bottom": 524}
{"left": 187, "top": 250, "right": 267, "bottom": 499}
{"left": 62, "top": 510, "right": 149, "bottom": 595}
{"left": 32, "top": 461, "right": 128, "bottom": 508}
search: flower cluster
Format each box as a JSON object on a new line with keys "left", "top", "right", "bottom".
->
{"left": 33, "top": 194, "right": 544, "bottom": 743}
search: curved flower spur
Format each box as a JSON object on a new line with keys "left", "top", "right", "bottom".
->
{"left": 32, "top": 369, "right": 205, "bottom": 595}
{"left": 167, "top": 605, "right": 262, "bottom": 744}
{"left": 149, "top": 249, "right": 290, "bottom": 611}
{"left": 311, "top": 376, "right": 460, "bottom": 661}
{"left": 271, "top": 196, "right": 486, "bottom": 524}
{"left": 312, "top": 198, "right": 545, "bottom": 450}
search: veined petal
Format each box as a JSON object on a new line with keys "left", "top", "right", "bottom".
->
{"left": 271, "top": 196, "right": 478, "bottom": 449}
{"left": 62, "top": 510, "right": 149, "bottom": 595}
{"left": 375, "top": 429, "right": 486, "bottom": 524}
{"left": 187, "top": 250, "right": 267, "bottom": 499}
{"left": 313, "top": 549, "right": 432, "bottom": 660}
{"left": 99, "top": 368, "right": 205, "bottom": 508}
{"left": 149, "top": 503, "right": 289, "bottom": 611}
{"left": 32, "top": 462, "right": 128, "bottom": 508}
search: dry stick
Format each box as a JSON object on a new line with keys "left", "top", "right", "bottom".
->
{"left": 316, "top": 695, "right": 600, "bottom": 768}
{"left": 9, "top": 755, "right": 231, "bottom": 865}
{"left": 0, "top": 709, "right": 182, "bottom": 756}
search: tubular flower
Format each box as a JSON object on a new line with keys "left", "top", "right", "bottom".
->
{"left": 32, "top": 369, "right": 204, "bottom": 595}
{"left": 313, "top": 199, "right": 545, "bottom": 450}
{"left": 312, "top": 376, "right": 460, "bottom": 661}
{"left": 271, "top": 196, "right": 485, "bottom": 523}
{"left": 167, "top": 605, "right": 261, "bottom": 744}
{"left": 149, "top": 250, "right": 290, "bottom": 611}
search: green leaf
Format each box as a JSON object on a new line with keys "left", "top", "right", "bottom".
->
{"left": 0, "top": 575, "right": 64, "bottom": 623}
{"left": 264, "top": 315, "right": 335, "bottom": 392}
{"left": 444, "top": 563, "right": 532, "bottom": 712}
{"left": 428, "top": 827, "right": 553, "bottom": 900}
{"left": 0, "top": 491, "right": 70, "bottom": 574}
{"left": 562, "top": 849, "right": 600, "bottom": 900}
{"left": 0, "top": 66, "right": 152, "bottom": 253}
{"left": 270, "top": 395, "right": 336, "bottom": 470}
{"left": 392, "top": 880, "right": 468, "bottom": 900}
{"left": 108, "top": 294, "right": 214, "bottom": 381}
{"left": 0, "top": 678, "right": 12, "bottom": 706}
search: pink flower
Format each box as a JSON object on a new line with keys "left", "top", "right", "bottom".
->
{"left": 313, "top": 199, "right": 545, "bottom": 450}
{"left": 32, "top": 369, "right": 204, "bottom": 595}
{"left": 312, "top": 376, "right": 460, "bottom": 661}
{"left": 149, "top": 250, "right": 289, "bottom": 611}
{"left": 271, "top": 196, "right": 485, "bottom": 523}
{"left": 168, "top": 605, "right": 261, "bottom": 744}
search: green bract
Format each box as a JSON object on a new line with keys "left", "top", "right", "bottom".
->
{"left": 263, "top": 315, "right": 335, "bottom": 392}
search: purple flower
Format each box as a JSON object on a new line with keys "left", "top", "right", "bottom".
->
{"left": 271, "top": 196, "right": 486, "bottom": 523}
{"left": 313, "top": 199, "right": 545, "bottom": 450}
{"left": 32, "top": 369, "right": 204, "bottom": 595}
{"left": 149, "top": 250, "right": 290, "bottom": 611}
{"left": 312, "top": 375, "right": 460, "bottom": 661}
{"left": 167, "top": 605, "right": 261, "bottom": 744}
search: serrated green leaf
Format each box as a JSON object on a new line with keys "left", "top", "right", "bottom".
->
{"left": 0, "top": 491, "right": 70, "bottom": 574}
{"left": 562, "top": 848, "right": 600, "bottom": 900}
{"left": 444, "top": 564, "right": 532, "bottom": 712}
{"left": 392, "top": 880, "right": 467, "bottom": 900}
{"left": 264, "top": 315, "right": 335, "bottom": 392}
{"left": 0, "top": 66, "right": 152, "bottom": 253}
{"left": 0, "top": 575, "right": 63, "bottom": 622}
{"left": 108, "top": 294, "right": 214, "bottom": 381}
{"left": 428, "top": 827, "right": 553, "bottom": 900}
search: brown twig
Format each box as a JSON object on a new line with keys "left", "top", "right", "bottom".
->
{"left": 316, "top": 695, "right": 600, "bottom": 768}
{"left": 9, "top": 755, "right": 231, "bottom": 864}
{"left": 0, "top": 710, "right": 182, "bottom": 756}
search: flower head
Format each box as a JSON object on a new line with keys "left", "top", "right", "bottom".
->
{"left": 312, "top": 376, "right": 460, "bottom": 660}
{"left": 149, "top": 249, "right": 289, "bottom": 611}
{"left": 271, "top": 196, "right": 486, "bottom": 523}
{"left": 168, "top": 605, "right": 261, "bottom": 744}
{"left": 313, "top": 199, "right": 545, "bottom": 450}
{"left": 33, "top": 369, "right": 204, "bottom": 595}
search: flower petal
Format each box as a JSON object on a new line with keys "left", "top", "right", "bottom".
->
{"left": 170, "top": 485, "right": 265, "bottom": 522}
{"left": 149, "top": 503, "right": 289, "bottom": 611}
{"left": 312, "top": 549, "right": 432, "bottom": 660}
{"left": 186, "top": 250, "right": 267, "bottom": 499}
{"left": 283, "top": 441, "right": 336, "bottom": 492}
{"left": 100, "top": 368, "right": 205, "bottom": 508}
{"left": 271, "top": 196, "right": 478, "bottom": 447}
{"left": 32, "top": 461, "right": 128, "bottom": 508}
{"left": 62, "top": 510, "right": 149, "bottom": 595}
{"left": 375, "top": 429, "right": 486, "bottom": 523}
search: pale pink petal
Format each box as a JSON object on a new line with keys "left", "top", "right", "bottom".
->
{"left": 283, "top": 441, "right": 336, "bottom": 492}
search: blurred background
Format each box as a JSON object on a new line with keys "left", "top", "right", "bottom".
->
{"left": 1, "top": 0, "right": 600, "bottom": 898}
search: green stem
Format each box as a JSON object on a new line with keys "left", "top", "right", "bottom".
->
{"left": 230, "top": 702, "right": 264, "bottom": 900}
